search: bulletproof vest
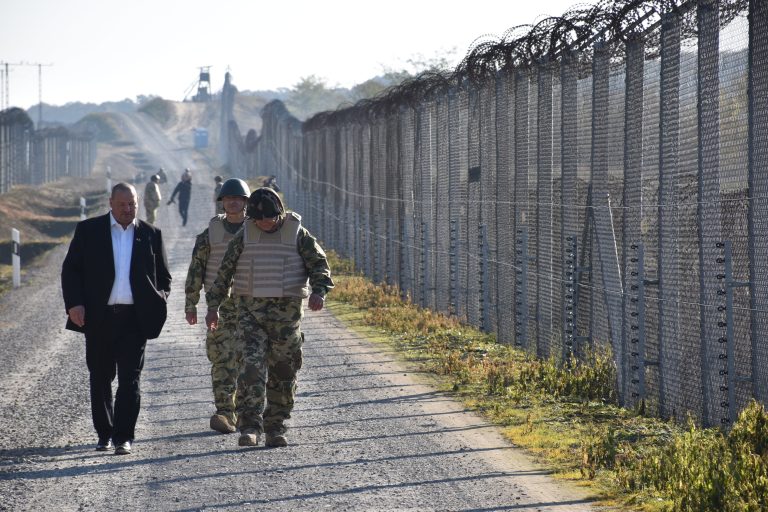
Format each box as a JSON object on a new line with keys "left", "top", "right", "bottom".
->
{"left": 204, "top": 216, "right": 237, "bottom": 291}
{"left": 232, "top": 213, "right": 310, "bottom": 298}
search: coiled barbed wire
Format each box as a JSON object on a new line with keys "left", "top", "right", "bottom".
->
{"left": 299, "top": 0, "right": 747, "bottom": 129}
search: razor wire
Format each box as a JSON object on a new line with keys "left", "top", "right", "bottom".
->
{"left": 226, "top": 0, "right": 764, "bottom": 428}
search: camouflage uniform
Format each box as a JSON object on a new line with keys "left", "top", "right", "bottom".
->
{"left": 206, "top": 213, "right": 333, "bottom": 436}
{"left": 185, "top": 215, "right": 245, "bottom": 425}
{"left": 144, "top": 181, "right": 161, "bottom": 224}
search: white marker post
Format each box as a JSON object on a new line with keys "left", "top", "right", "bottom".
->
{"left": 106, "top": 166, "right": 112, "bottom": 194}
{"left": 11, "top": 228, "right": 21, "bottom": 289}
{"left": 80, "top": 197, "right": 87, "bottom": 220}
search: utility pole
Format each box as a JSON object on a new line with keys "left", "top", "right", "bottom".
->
{"left": 38, "top": 64, "right": 43, "bottom": 125}
{"left": 1, "top": 62, "right": 9, "bottom": 110}
{"left": 0, "top": 61, "right": 53, "bottom": 124}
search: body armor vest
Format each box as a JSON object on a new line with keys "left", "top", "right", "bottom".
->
{"left": 204, "top": 217, "right": 237, "bottom": 291}
{"left": 232, "top": 213, "right": 310, "bottom": 298}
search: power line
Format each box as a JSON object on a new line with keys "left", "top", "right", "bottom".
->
{"left": 0, "top": 61, "right": 53, "bottom": 124}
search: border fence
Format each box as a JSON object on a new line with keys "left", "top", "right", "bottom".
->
{"left": 0, "top": 107, "right": 96, "bottom": 194}
{"left": 226, "top": 0, "right": 767, "bottom": 428}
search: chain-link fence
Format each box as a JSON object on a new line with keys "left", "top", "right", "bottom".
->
{"left": 0, "top": 107, "right": 96, "bottom": 194}
{"left": 226, "top": 0, "right": 767, "bottom": 428}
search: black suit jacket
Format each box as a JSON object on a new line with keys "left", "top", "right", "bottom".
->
{"left": 61, "top": 213, "right": 172, "bottom": 340}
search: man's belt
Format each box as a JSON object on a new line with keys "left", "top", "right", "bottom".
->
{"left": 107, "top": 304, "right": 135, "bottom": 313}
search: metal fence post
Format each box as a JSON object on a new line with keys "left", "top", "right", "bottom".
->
{"left": 515, "top": 227, "right": 528, "bottom": 348}
{"left": 450, "top": 219, "right": 459, "bottom": 317}
{"left": 480, "top": 224, "right": 491, "bottom": 333}
{"left": 721, "top": 240, "right": 752, "bottom": 425}
{"left": 386, "top": 217, "right": 393, "bottom": 285}
{"left": 401, "top": 219, "right": 412, "bottom": 301}
{"left": 564, "top": 235, "right": 577, "bottom": 361}
{"left": 420, "top": 222, "right": 431, "bottom": 308}
{"left": 356, "top": 209, "right": 363, "bottom": 274}
{"left": 629, "top": 243, "right": 648, "bottom": 406}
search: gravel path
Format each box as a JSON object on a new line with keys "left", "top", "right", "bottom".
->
{"left": 0, "top": 114, "right": 600, "bottom": 511}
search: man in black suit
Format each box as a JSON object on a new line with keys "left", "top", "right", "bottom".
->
{"left": 61, "top": 182, "right": 172, "bottom": 455}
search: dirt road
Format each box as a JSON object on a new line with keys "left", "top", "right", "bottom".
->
{"left": 0, "top": 110, "right": 599, "bottom": 511}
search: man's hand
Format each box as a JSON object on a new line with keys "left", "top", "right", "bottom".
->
{"left": 205, "top": 309, "right": 220, "bottom": 331}
{"left": 186, "top": 310, "right": 197, "bottom": 325}
{"left": 68, "top": 305, "right": 85, "bottom": 327}
{"left": 308, "top": 293, "right": 324, "bottom": 312}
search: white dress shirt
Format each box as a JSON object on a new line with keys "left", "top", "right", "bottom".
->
{"left": 107, "top": 212, "right": 136, "bottom": 305}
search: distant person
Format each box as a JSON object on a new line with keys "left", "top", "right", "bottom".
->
{"left": 213, "top": 175, "right": 224, "bottom": 215}
{"left": 185, "top": 178, "right": 251, "bottom": 434}
{"left": 157, "top": 167, "right": 168, "bottom": 184}
{"left": 263, "top": 175, "right": 280, "bottom": 193}
{"left": 143, "top": 174, "right": 162, "bottom": 224}
{"left": 168, "top": 168, "right": 192, "bottom": 226}
{"left": 205, "top": 187, "right": 333, "bottom": 448}
{"left": 61, "top": 182, "right": 172, "bottom": 456}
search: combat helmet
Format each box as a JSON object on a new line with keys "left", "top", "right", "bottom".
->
{"left": 247, "top": 187, "right": 284, "bottom": 219}
{"left": 218, "top": 178, "right": 251, "bottom": 200}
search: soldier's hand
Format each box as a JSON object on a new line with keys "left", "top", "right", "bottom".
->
{"left": 205, "top": 309, "right": 220, "bottom": 331}
{"left": 186, "top": 310, "right": 197, "bottom": 325}
{"left": 68, "top": 305, "right": 86, "bottom": 327}
{"left": 308, "top": 293, "right": 324, "bottom": 312}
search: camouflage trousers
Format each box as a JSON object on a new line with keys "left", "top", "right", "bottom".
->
{"left": 234, "top": 296, "right": 304, "bottom": 435}
{"left": 206, "top": 297, "right": 243, "bottom": 424}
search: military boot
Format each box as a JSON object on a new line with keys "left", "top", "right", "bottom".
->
{"left": 265, "top": 432, "right": 288, "bottom": 447}
{"left": 210, "top": 414, "right": 236, "bottom": 434}
{"left": 238, "top": 428, "right": 260, "bottom": 447}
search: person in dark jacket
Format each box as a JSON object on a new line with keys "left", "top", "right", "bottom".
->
{"left": 61, "top": 182, "right": 172, "bottom": 456}
{"left": 168, "top": 168, "right": 193, "bottom": 226}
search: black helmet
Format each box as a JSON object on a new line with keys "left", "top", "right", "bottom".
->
{"left": 247, "top": 187, "right": 284, "bottom": 219}
{"left": 214, "top": 175, "right": 223, "bottom": 183}
{"left": 151, "top": 174, "right": 160, "bottom": 183}
{"left": 218, "top": 178, "right": 251, "bottom": 200}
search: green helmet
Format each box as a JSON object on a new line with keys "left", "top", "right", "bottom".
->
{"left": 217, "top": 178, "right": 251, "bottom": 200}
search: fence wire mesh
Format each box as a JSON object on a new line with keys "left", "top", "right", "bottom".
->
{"left": 0, "top": 108, "right": 96, "bottom": 194}
{"left": 231, "top": 0, "right": 765, "bottom": 426}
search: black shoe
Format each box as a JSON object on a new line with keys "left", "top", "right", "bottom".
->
{"left": 114, "top": 441, "right": 132, "bottom": 455}
{"left": 96, "top": 439, "right": 114, "bottom": 451}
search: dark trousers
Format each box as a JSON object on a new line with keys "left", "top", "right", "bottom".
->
{"left": 178, "top": 200, "right": 189, "bottom": 226}
{"left": 85, "top": 306, "right": 147, "bottom": 444}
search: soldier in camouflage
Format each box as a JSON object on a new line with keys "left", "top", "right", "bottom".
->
{"left": 185, "top": 178, "right": 251, "bottom": 434}
{"left": 143, "top": 174, "right": 162, "bottom": 224}
{"left": 205, "top": 187, "right": 333, "bottom": 448}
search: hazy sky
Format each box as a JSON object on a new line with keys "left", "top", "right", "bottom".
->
{"left": 1, "top": 0, "right": 582, "bottom": 110}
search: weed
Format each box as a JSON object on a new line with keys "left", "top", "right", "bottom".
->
{"left": 326, "top": 252, "right": 768, "bottom": 510}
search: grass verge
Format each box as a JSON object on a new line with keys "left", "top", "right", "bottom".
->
{"left": 324, "top": 250, "right": 768, "bottom": 511}
{"left": 0, "top": 178, "right": 108, "bottom": 295}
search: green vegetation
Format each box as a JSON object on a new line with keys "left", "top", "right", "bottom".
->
{"left": 278, "top": 49, "right": 460, "bottom": 120}
{"left": 325, "top": 250, "right": 768, "bottom": 511}
{"left": 138, "top": 97, "right": 176, "bottom": 126}
{"left": 74, "top": 112, "right": 121, "bottom": 142}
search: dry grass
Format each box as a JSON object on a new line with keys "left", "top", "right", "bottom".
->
{"left": 324, "top": 250, "right": 768, "bottom": 511}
